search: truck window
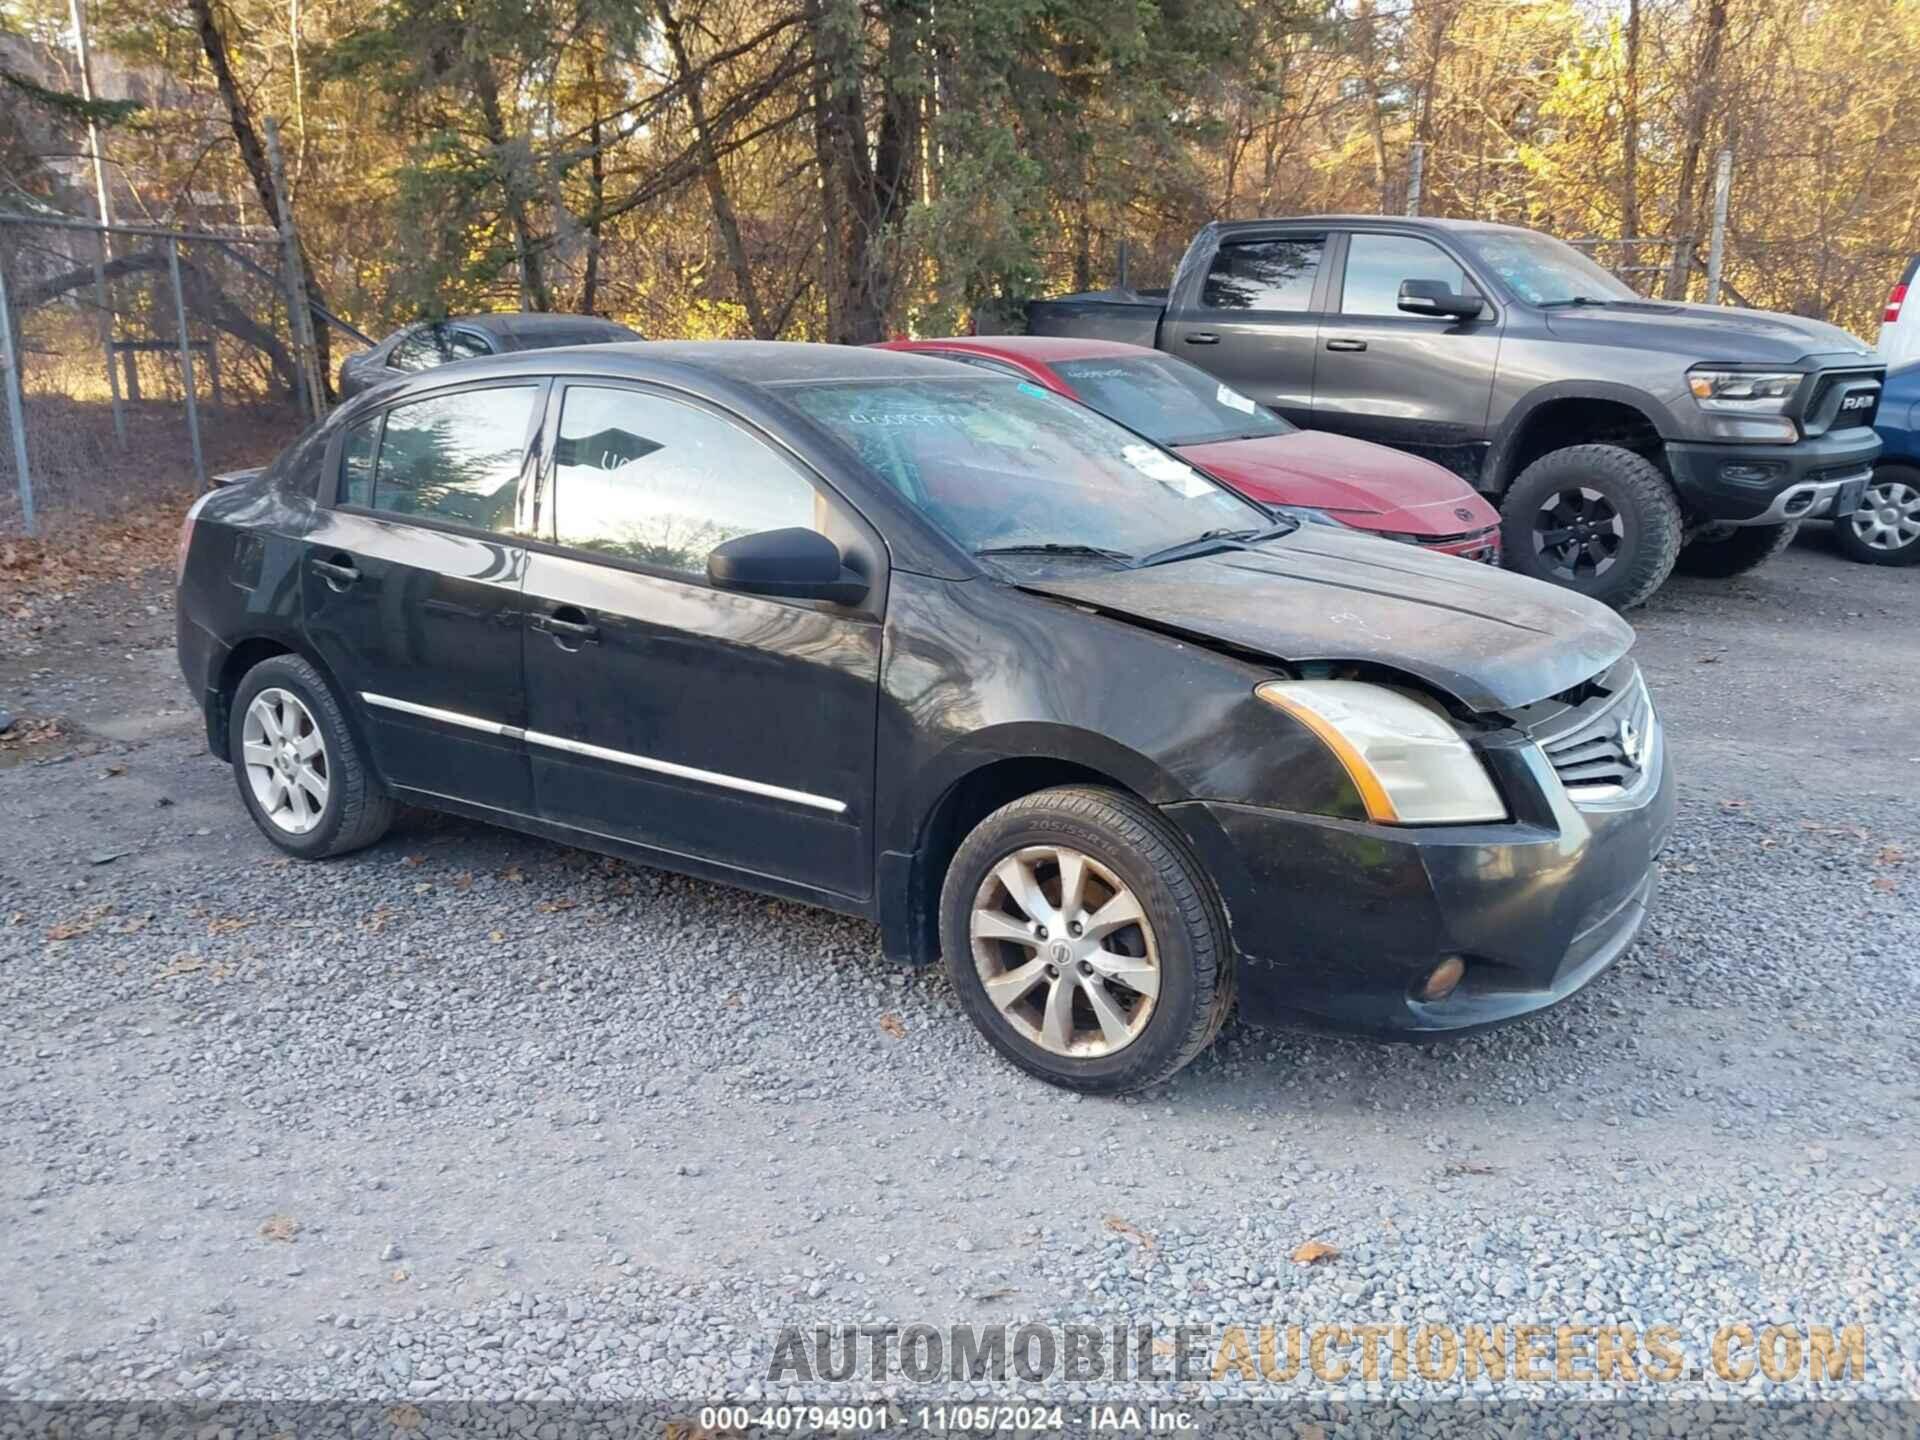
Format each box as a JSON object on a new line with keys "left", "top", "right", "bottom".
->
{"left": 1342, "top": 234, "right": 1476, "bottom": 316}
{"left": 1201, "top": 237, "right": 1325, "bottom": 312}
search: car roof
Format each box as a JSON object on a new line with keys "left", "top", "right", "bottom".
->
{"left": 1209, "top": 215, "right": 1534, "bottom": 238}
{"left": 447, "top": 312, "right": 637, "bottom": 340}
{"left": 885, "top": 336, "right": 1158, "bottom": 364}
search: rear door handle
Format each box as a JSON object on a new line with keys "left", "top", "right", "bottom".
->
{"left": 534, "top": 606, "right": 600, "bottom": 647}
{"left": 1184, "top": 332, "right": 1220, "bottom": 346}
{"left": 1325, "top": 338, "right": 1367, "bottom": 352}
{"left": 309, "top": 555, "right": 360, "bottom": 588}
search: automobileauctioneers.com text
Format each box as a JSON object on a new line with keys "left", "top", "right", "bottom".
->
{"left": 766, "top": 1320, "right": 1867, "bottom": 1388}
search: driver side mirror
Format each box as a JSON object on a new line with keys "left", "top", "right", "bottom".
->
{"left": 1398, "top": 278, "right": 1485, "bottom": 319}
{"left": 707, "top": 527, "right": 869, "bottom": 606}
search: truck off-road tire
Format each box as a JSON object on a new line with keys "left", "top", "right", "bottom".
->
{"left": 1674, "top": 520, "right": 1799, "bottom": 577}
{"left": 229, "top": 654, "right": 394, "bottom": 860}
{"left": 940, "top": 785, "right": 1233, "bottom": 1094}
{"left": 1500, "top": 445, "right": 1684, "bottom": 609}
{"left": 1832, "top": 465, "right": 1920, "bottom": 565}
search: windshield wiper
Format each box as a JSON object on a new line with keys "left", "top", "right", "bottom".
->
{"left": 973, "top": 542, "right": 1136, "bottom": 565}
{"left": 1538, "top": 295, "right": 1612, "bottom": 309}
{"left": 1133, "top": 521, "right": 1296, "bottom": 569}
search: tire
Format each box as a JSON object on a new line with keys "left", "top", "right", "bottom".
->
{"left": 229, "top": 653, "right": 394, "bottom": 859}
{"left": 1832, "top": 465, "right": 1920, "bottom": 566}
{"left": 1673, "top": 520, "right": 1799, "bottom": 577}
{"left": 1499, "top": 445, "right": 1684, "bottom": 609}
{"left": 939, "top": 785, "right": 1233, "bottom": 1093}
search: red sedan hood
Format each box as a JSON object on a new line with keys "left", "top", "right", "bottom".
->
{"left": 1175, "top": 433, "right": 1497, "bottom": 535}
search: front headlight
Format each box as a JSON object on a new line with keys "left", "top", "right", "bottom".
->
{"left": 1687, "top": 369, "right": 1802, "bottom": 413}
{"left": 1255, "top": 680, "right": 1506, "bottom": 825}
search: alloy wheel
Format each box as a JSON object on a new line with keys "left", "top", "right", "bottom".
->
{"left": 969, "top": 845, "right": 1160, "bottom": 1058}
{"left": 1846, "top": 479, "right": 1920, "bottom": 553}
{"left": 242, "top": 687, "right": 329, "bottom": 835}
{"left": 1534, "top": 486, "right": 1626, "bottom": 581}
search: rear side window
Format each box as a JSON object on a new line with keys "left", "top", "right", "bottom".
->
{"left": 362, "top": 385, "right": 539, "bottom": 532}
{"left": 444, "top": 328, "right": 493, "bottom": 361}
{"left": 388, "top": 328, "right": 438, "bottom": 371}
{"left": 1202, "top": 237, "right": 1325, "bottom": 311}
{"left": 340, "top": 418, "right": 377, "bottom": 506}
{"left": 549, "top": 385, "right": 823, "bottom": 578}
{"left": 1341, "top": 234, "right": 1476, "bottom": 316}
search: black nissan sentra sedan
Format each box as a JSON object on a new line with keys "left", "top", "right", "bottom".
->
{"left": 177, "top": 342, "right": 1673, "bottom": 1092}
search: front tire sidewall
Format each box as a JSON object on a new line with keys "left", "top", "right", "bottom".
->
{"left": 229, "top": 658, "right": 358, "bottom": 859}
{"left": 940, "top": 790, "right": 1220, "bottom": 1093}
{"left": 1500, "top": 445, "right": 1684, "bottom": 609}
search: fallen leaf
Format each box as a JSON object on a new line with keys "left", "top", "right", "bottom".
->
{"left": 1103, "top": 1215, "right": 1156, "bottom": 1250}
{"left": 401, "top": 855, "right": 423, "bottom": 867}
{"left": 452, "top": 872, "right": 474, "bottom": 892}
{"left": 385, "top": 1403, "right": 423, "bottom": 1432}
{"left": 1874, "top": 844, "right": 1905, "bottom": 867}
{"left": 877, "top": 1012, "right": 907, "bottom": 1039}
{"left": 207, "top": 916, "right": 253, "bottom": 936}
{"left": 157, "top": 954, "right": 205, "bottom": 980}
{"left": 536, "top": 897, "right": 577, "bottom": 913}
{"left": 259, "top": 1214, "right": 300, "bottom": 1242}
{"left": 500, "top": 864, "right": 526, "bottom": 883}
{"left": 1872, "top": 875, "right": 1898, "bottom": 893}
{"left": 488, "top": 929, "right": 507, "bottom": 943}
{"left": 46, "top": 918, "right": 96, "bottom": 941}
{"left": 101, "top": 763, "right": 127, "bottom": 777}
{"left": 1291, "top": 1240, "right": 1340, "bottom": 1265}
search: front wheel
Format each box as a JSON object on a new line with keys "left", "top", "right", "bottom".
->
{"left": 1832, "top": 466, "right": 1920, "bottom": 565}
{"left": 1499, "top": 445, "right": 1684, "bottom": 609}
{"left": 1672, "top": 520, "right": 1799, "bottom": 577}
{"left": 939, "top": 786, "right": 1233, "bottom": 1093}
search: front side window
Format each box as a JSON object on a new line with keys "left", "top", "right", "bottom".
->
{"left": 364, "top": 385, "right": 538, "bottom": 532}
{"left": 549, "top": 385, "right": 823, "bottom": 577}
{"left": 783, "top": 376, "right": 1268, "bottom": 561}
{"left": 1052, "top": 356, "right": 1293, "bottom": 446}
{"left": 1341, "top": 234, "right": 1477, "bottom": 316}
{"left": 1201, "top": 237, "right": 1325, "bottom": 312}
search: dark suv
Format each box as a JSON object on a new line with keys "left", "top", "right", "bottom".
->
{"left": 1031, "top": 217, "right": 1885, "bottom": 606}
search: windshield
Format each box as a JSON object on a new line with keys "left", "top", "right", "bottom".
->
{"left": 783, "top": 376, "right": 1270, "bottom": 561}
{"left": 1457, "top": 230, "right": 1637, "bottom": 306}
{"left": 1050, "top": 355, "right": 1294, "bottom": 447}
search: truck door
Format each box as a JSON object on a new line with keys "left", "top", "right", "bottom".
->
{"left": 1158, "top": 230, "right": 1330, "bottom": 427}
{"left": 1312, "top": 230, "right": 1502, "bottom": 469}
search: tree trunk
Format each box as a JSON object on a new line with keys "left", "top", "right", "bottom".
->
{"left": 1621, "top": 0, "right": 1642, "bottom": 278}
{"left": 472, "top": 61, "right": 553, "bottom": 312}
{"left": 660, "top": 0, "right": 774, "bottom": 338}
{"left": 580, "top": 109, "right": 603, "bottom": 315}
{"left": 1664, "top": 0, "right": 1729, "bottom": 300}
{"left": 187, "top": 0, "right": 333, "bottom": 390}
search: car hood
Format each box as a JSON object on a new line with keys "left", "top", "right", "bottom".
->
{"left": 1018, "top": 526, "right": 1633, "bottom": 712}
{"left": 1542, "top": 300, "right": 1875, "bottom": 365}
{"left": 1174, "top": 433, "right": 1495, "bottom": 532}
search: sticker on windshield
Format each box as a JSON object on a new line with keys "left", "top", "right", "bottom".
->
{"left": 1217, "top": 384, "right": 1256, "bottom": 415}
{"left": 1123, "top": 443, "right": 1214, "bottom": 498}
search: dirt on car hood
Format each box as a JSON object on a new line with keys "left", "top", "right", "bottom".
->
{"left": 1019, "top": 525, "right": 1633, "bottom": 712}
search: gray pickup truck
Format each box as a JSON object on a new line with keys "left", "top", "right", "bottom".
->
{"left": 1029, "top": 216, "right": 1885, "bottom": 607}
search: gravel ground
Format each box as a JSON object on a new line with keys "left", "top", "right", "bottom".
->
{"left": 0, "top": 525, "right": 1916, "bottom": 1431}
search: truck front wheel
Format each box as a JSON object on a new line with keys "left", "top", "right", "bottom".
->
{"left": 1499, "top": 445, "right": 1683, "bottom": 609}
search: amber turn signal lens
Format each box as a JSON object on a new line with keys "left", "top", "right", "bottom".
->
{"left": 1418, "top": 956, "right": 1466, "bottom": 1002}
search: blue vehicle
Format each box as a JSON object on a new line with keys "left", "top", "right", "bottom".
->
{"left": 1838, "top": 360, "right": 1920, "bottom": 564}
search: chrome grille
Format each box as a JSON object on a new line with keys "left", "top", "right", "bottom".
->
{"left": 1537, "top": 667, "right": 1656, "bottom": 802}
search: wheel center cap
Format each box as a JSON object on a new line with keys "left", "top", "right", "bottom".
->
{"left": 1048, "top": 940, "right": 1073, "bottom": 965}
{"left": 1882, "top": 508, "right": 1900, "bottom": 523}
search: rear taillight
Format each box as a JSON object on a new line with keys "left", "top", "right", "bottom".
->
{"left": 177, "top": 491, "right": 214, "bottom": 582}
{"left": 1886, "top": 283, "right": 1908, "bottom": 323}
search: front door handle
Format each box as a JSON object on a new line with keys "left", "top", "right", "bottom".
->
{"left": 309, "top": 555, "right": 360, "bottom": 589}
{"left": 1184, "top": 332, "right": 1220, "bottom": 345}
{"left": 534, "top": 606, "right": 600, "bottom": 648}
{"left": 1325, "top": 338, "right": 1368, "bottom": 352}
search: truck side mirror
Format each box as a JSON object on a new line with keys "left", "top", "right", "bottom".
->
{"left": 1398, "top": 279, "right": 1485, "bottom": 320}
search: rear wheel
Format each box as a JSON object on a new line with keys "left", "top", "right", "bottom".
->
{"left": 230, "top": 654, "right": 393, "bottom": 859}
{"left": 1673, "top": 520, "right": 1799, "bottom": 577}
{"left": 940, "top": 786, "right": 1232, "bottom": 1093}
{"left": 1500, "top": 444, "right": 1683, "bottom": 609}
{"left": 1833, "top": 466, "right": 1920, "bottom": 565}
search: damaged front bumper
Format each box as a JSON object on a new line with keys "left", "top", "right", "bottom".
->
{"left": 1164, "top": 723, "right": 1674, "bottom": 1037}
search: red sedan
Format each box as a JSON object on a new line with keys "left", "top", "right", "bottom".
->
{"left": 877, "top": 336, "right": 1501, "bottom": 562}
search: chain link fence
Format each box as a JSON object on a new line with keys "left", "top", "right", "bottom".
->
{"left": 0, "top": 214, "right": 359, "bottom": 538}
